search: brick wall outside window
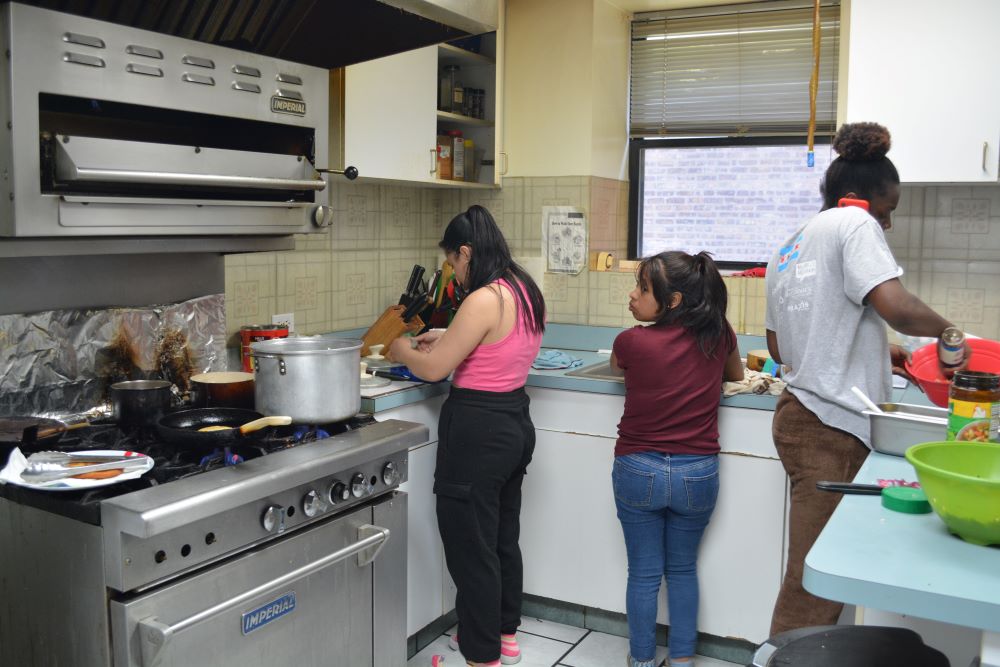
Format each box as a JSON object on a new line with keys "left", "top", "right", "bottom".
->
{"left": 641, "top": 144, "right": 834, "bottom": 263}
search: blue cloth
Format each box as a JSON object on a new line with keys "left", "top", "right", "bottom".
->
{"left": 531, "top": 349, "right": 583, "bottom": 370}
{"left": 613, "top": 452, "right": 719, "bottom": 662}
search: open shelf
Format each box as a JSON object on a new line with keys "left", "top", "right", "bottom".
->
{"left": 436, "top": 110, "right": 494, "bottom": 127}
{"left": 438, "top": 43, "right": 495, "bottom": 68}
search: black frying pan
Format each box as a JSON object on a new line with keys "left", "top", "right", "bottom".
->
{"left": 156, "top": 408, "right": 269, "bottom": 450}
{"left": 0, "top": 417, "right": 68, "bottom": 447}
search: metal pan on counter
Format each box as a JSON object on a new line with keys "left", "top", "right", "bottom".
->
{"left": 863, "top": 403, "right": 947, "bottom": 456}
{"left": 155, "top": 408, "right": 291, "bottom": 450}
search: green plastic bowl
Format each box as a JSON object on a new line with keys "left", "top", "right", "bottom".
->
{"left": 906, "top": 441, "right": 1000, "bottom": 546}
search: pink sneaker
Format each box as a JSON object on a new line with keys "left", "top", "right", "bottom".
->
{"left": 500, "top": 634, "right": 521, "bottom": 664}
{"left": 431, "top": 655, "right": 446, "bottom": 666}
{"left": 447, "top": 634, "right": 521, "bottom": 665}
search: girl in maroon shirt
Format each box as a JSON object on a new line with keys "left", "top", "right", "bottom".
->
{"left": 610, "top": 251, "right": 743, "bottom": 667}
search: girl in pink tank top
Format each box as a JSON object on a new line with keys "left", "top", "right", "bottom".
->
{"left": 389, "top": 205, "right": 545, "bottom": 667}
{"left": 451, "top": 278, "right": 541, "bottom": 392}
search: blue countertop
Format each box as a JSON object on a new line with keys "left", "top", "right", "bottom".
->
{"left": 804, "top": 452, "right": 1000, "bottom": 633}
{"left": 341, "top": 324, "right": 934, "bottom": 414}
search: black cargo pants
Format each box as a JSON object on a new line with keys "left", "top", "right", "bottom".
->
{"left": 434, "top": 386, "right": 535, "bottom": 664}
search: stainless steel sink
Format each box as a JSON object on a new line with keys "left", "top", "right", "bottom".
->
{"left": 564, "top": 360, "right": 624, "bottom": 382}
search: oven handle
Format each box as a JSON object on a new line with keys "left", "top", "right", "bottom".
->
{"left": 68, "top": 166, "right": 327, "bottom": 192}
{"left": 136, "top": 523, "right": 389, "bottom": 667}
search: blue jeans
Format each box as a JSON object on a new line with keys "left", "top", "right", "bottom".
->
{"left": 613, "top": 452, "right": 720, "bottom": 662}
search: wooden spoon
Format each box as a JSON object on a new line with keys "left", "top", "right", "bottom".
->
{"left": 197, "top": 416, "right": 292, "bottom": 433}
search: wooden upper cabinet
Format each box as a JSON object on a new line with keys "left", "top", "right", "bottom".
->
{"left": 345, "top": 47, "right": 440, "bottom": 184}
{"left": 344, "top": 27, "right": 502, "bottom": 188}
{"left": 842, "top": 0, "right": 1000, "bottom": 183}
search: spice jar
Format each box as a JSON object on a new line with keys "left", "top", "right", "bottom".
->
{"left": 436, "top": 134, "right": 453, "bottom": 180}
{"left": 448, "top": 129, "right": 464, "bottom": 181}
{"left": 947, "top": 370, "right": 1000, "bottom": 442}
{"left": 938, "top": 327, "right": 966, "bottom": 372}
{"left": 440, "top": 65, "right": 460, "bottom": 112}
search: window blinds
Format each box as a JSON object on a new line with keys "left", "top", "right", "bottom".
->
{"left": 630, "top": 1, "right": 840, "bottom": 137}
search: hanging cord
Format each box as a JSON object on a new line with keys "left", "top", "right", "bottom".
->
{"left": 806, "top": 0, "right": 821, "bottom": 167}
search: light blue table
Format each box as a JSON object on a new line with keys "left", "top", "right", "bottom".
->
{"left": 804, "top": 452, "right": 1000, "bottom": 666}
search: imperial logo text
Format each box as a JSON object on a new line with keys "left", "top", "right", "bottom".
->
{"left": 271, "top": 97, "right": 306, "bottom": 116}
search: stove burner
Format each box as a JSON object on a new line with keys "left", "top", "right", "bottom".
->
{"left": 0, "top": 413, "right": 381, "bottom": 524}
{"left": 294, "top": 425, "right": 330, "bottom": 441}
{"left": 199, "top": 447, "right": 244, "bottom": 467}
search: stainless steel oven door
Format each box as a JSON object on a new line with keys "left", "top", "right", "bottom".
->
{"left": 109, "top": 497, "right": 405, "bottom": 667}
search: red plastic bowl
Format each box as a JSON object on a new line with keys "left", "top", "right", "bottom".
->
{"left": 905, "top": 338, "right": 1000, "bottom": 407}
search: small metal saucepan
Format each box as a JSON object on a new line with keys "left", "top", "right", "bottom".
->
{"left": 156, "top": 408, "right": 290, "bottom": 451}
{"left": 111, "top": 380, "right": 173, "bottom": 429}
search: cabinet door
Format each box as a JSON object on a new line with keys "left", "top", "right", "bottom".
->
{"left": 520, "top": 428, "right": 786, "bottom": 645}
{"left": 520, "top": 429, "right": 624, "bottom": 609}
{"left": 400, "top": 440, "right": 444, "bottom": 636}
{"left": 844, "top": 0, "right": 1000, "bottom": 182}
{"left": 345, "top": 46, "right": 438, "bottom": 183}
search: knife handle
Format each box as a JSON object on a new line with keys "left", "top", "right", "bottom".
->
{"left": 402, "top": 293, "right": 429, "bottom": 322}
{"left": 816, "top": 481, "right": 884, "bottom": 495}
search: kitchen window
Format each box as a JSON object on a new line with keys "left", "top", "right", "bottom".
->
{"left": 628, "top": 1, "right": 840, "bottom": 266}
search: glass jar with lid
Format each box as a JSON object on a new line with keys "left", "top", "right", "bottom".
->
{"left": 947, "top": 370, "right": 1000, "bottom": 442}
{"left": 439, "top": 65, "right": 460, "bottom": 112}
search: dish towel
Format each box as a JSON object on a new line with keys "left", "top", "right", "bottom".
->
{"left": 723, "top": 368, "right": 786, "bottom": 397}
{"left": 532, "top": 350, "right": 584, "bottom": 370}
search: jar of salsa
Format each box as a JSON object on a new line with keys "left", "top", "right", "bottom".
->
{"left": 947, "top": 371, "right": 1000, "bottom": 442}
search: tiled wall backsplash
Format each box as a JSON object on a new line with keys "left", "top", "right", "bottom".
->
{"left": 223, "top": 180, "right": 1000, "bottom": 348}
{"left": 885, "top": 186, "right": 1000, "bottom": 342}
{"left": 225, "top": 182, "right": 475, "bottom": 342}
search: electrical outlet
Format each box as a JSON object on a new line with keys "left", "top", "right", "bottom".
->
{"left": 272, "top": 313, "right": 295, "bottom": 333}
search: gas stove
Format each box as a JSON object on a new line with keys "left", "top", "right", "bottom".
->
{"left": 0, "top": 413, "right": 381, "bottom": 524}
{"left": 0, "top": 413, "right": 427, "bottom": 666}
{"left": 1, "top": 413, "right": 425, "bottom": 591}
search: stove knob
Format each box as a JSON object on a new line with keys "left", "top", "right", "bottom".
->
{"left": 262, "top": 505, "right": 285, "bottom": 534}
{"left": 382, "top": 461, "right": 400, "bottom": 486}
{"left": 302, "top": 488, "right": 323, "bottom": 517}
{"left": 329, "top": 480, "right": 350, "bottom": 504}
{"left": 350, "top": 472, "right": 368, "bottom": 498}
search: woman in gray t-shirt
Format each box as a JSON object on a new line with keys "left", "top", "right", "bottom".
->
{"left": 765, "top": 122, "right": 958, "bottom": 636}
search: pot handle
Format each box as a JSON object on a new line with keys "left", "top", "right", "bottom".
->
{"left": 251, "top": 354, "right": 287, "bottom": 375}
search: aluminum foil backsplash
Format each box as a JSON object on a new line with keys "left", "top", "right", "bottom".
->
{"left": 0, "top": 294, "right": 227, "bottom": 417}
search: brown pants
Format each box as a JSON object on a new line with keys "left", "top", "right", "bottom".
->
{"left": 770, "top": 390, "right": 870, "bottom": 637}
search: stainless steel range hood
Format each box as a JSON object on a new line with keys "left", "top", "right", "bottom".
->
{"left": 14, "top": 0, "right": 498, "bottom": 69}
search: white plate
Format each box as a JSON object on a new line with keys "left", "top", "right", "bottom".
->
{"left": 1, "top": 449, "right": 153, "bottom": 492}
{"left": 360, "top": 374, "right": 391, "bottom": 389}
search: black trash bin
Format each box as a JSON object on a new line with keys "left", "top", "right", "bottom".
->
{"left": 749, "top": 625, "right": 950, "bottom": 666}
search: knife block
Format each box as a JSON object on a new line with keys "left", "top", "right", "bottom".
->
{"left": 360, "top": 305, "right": 424, "bottom": 357}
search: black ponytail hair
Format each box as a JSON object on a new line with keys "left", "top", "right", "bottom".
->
{"left": 439, "top": 205, "right": 546, "bottom": 334}
{"left": 638, "top": 250, "right": 729, "bottom": 358}
{"left": 821, "top": 122, "right": 900, "bottom": 209}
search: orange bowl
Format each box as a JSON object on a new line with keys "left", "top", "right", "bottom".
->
{"left": 905, "top": 338, "right": 1000, "bottom": 407}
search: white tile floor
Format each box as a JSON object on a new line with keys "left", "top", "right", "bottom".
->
{"left": 407, "top": 618, "right": 745, "bottom": 667}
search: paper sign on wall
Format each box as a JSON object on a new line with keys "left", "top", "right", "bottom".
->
{"left": 543, "top": 206, "right": 587, "bottom": 275}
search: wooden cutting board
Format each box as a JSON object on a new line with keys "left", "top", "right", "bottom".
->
{"left": 360, "top": 305, "right": 424, "bottom": 357}
{"left": 746, "top": 349, "right": 771, "bottom": 372}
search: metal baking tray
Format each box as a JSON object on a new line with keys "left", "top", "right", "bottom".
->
{"left": 864, "top": 403, "right": 947, "bottom": 456}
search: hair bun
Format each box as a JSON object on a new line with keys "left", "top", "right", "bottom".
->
{"left": 832, "top": 122, "right": 891, "bottom": 161}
